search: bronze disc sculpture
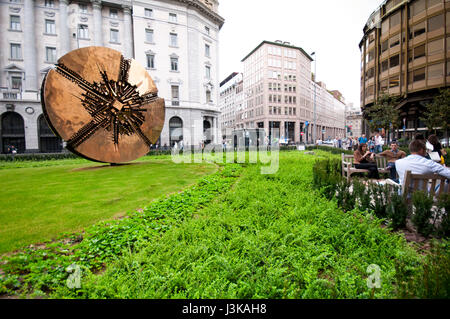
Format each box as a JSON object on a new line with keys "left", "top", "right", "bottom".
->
{"left": 41, "top": 46, "right": 165, "bottom": 163}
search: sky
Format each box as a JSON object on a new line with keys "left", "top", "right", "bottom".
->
{"left": 217, "top": 0, "right": 384, "bottom": 109}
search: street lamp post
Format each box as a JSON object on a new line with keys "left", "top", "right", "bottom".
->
{"left": 311, "top": 52, "right": 317, "bottom": 145}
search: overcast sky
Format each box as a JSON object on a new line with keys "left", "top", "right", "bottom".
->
{"left": 218, "top": 0, "right": 384, "bottom": 109}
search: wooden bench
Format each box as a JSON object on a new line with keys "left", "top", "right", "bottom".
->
{"left": 402, "top": 170, "right": 449, "bottom": 204}
{"left": 341, "top": 153, "right": 390, "bottom": 182}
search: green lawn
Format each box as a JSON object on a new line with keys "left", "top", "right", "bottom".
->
{"left": 0, "top": 156, "right": 216, "bottom": 253}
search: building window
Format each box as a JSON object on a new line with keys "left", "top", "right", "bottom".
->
{"left": 206, "top": 90, "right": 211, "bottom": 103}
{"left": 381, "top": 19, "right": 389, "bottom": 34}
{"left": 428, "top": 63, "right": 443, "bottom": 79}
{"left": 380, "top": 79, "right": 388, "bottom": 92}
{"left": 45, "top": 47, "right": 57, "bottom": 63}
{"left": 428, "top": 14, "right": 444, "bottom": 32}
{"left": 205, "top": 65, "right": 211, "bottom": 79}
{"left": 381, "top": 40, "right": 388, "bottom": 53}
{"left": 169, "top": 13, "right": 177, "bottom": 23}
{"left": 413, "top": 44, "right": 426, "bottom": 59}
{"left": 171, "top": 85, "right": 179, "bottom": 105}
{"left": 389, "top": 54, "right": 399, "bottom": 68}
{"left": 170, "top": 33, "right": 178, "bottom": 47}
{"left": 145, "top": 29, "right": 154, "bottom": 43}
{"left": 381, "top": 59, "right": 389, "bottom": 72}
{"left": 412, "top": 67, "right": 426, "bottom": 82}
{"left": 110, "top": 29, "right": 119, "bottom": 43}
{"left": 411, "top": 0, "right": 426, "bottom": 16}
{"left": 11, "top": 76, "right": 22, "bottom": 89}
{"left": 79, "top": 4, "right": 88, "bottom": 13}
{"left": 169, "top": 116, "right": 183, "bottom": 147}
{"left": 427, "top": 0, "right": 441, "bottom": 8}
{"left": 428, "top": 38, "right": 444, "bottom": 55}
{"left": 10, "top": 15, "right": 21, "bottom": 31}
{"left": 110, "top": 8, "right": 118, "bottom": 19}
{"left": 146, "top": 53, "right": 155, "bottom": 69}
{"left": 205, "top": 44, "right": 210, "bottom": 57}
{"left": 45, "top": 0, "right": 54, "bottom": 8}
{"left": 78, "top": 24, "right": 89, "bottom": 39}
{"left": 170, "top": 57, "right": 178, "bottom": 71}
{"left": 368, "top": 49, "right": 375, "bottom": 62}
{"left": 45, "top": 19, "right": 56, "bottom": 34}
{"left": 205, "top": 26, "right": 210, "bottom": 35}
{"left": 10, "top": 43, "right": 21, "bottom": 60}
{"left": 390, "top": 11, "right": 400, "bottom": 28}
{"left": 389, "top": 76, "right": 399, "bottom": 88}
{"left": 145, "top": 8, "right": 153, "bottom": 17}
{"left": 389, "top": 34, "right": 400, "bottom": 48}
{"left": 366, "top": 67, "right": 374, "bottom": 80}
{"left": 412, "top": 22, "right": 426, "bottom": 38}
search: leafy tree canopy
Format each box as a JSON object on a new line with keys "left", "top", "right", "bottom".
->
{"left": 366, "top": 94, "right": 400, "bottom": 133}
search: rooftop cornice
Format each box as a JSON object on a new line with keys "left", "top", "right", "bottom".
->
{"left": 176, "top": 0, "right": 225, "bottom": 28}
{"left": 241, "top": 40, "right": 313, "bottom": 62}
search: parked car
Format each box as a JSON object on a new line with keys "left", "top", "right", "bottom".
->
{"left": 440, "top": 138, "right": 449, "bottom": 147}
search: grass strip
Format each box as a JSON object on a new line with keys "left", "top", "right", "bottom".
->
{"left": 0, "top": 164, "right": 242, "bottom": 297}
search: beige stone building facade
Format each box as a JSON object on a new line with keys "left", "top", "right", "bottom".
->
{"left": 0, "top": 0, "right": 224, "bottom": 153}
{"left": 360, "top": 0, "right": 449, "bottom": 139}
{"left": 234, "top": 40, "right": 345, "bottom": 144}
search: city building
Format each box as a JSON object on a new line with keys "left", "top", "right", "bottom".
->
{"left": 0, "top": 0, "right": 224, "bottom": 153}
{"left": 234, "top": 40, "right": 345, "bottom": 144}
{"left": 345, "top": 103, "right": 364, "bottom": 138}
{"left": 219, "top": 71, "right": 243, "bottom": 139}
{"left": 360, "top": 0, "right": 449, "bottom": 140}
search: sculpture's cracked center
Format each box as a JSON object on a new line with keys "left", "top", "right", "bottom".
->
{"left": 111, "top": 99, "right": 125, "bottom": 112}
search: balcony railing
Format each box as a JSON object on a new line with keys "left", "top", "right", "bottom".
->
{"left": 1, "top": 87, "right": 22, "bottom": 100}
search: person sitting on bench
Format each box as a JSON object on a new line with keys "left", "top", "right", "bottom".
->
{"left": 378, "top": 141, "right": 406, "bottom": 183}
{"left": 353, "top": 143, "right": 380, "bottom": 179}
{"left": 395, "top": 139, "right": 450, "bottom": 186}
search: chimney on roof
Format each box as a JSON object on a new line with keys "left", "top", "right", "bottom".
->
{"left": 283, "top": 41, "right": 290, "bottom": 45}
{"left": 275, "top": 40, "right": 283, "bottom": 43}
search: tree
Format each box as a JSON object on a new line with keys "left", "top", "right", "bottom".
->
{"left": 366, "top": 94, "right": 400, "bottom": 142}
{"left": 420, "top": 88, "right": 450, "bottom": 145}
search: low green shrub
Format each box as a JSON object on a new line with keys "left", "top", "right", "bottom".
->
{"left": 412, "top": 191, "right": 436, "bottom": 237}
{"left": 387, "top": 192, "right": 408, "bottom": 230}
{"left": 395, "top": 240, "right": 449, "bottom": 298}
{"left": 369, "top": 183, "right": 391, "bottom": 219}
{"left": 307, "top": 145, "right": 353, "bottom": 155}
{"left": 436, "top": 194, "right": 450, "bottom": 238}
{"left": 0, "top": 152, "right": 79, "bottom": 162}
{"left": 312, "top": 158, "right": 342, "bottom": 200}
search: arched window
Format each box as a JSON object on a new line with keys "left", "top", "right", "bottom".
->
{"left": 1, "top": 112, "right": 25, "bottom": 153}
{"left": 169, "top": 116, "right": 183, "bottom": 147}
{"left": 203, "top": 119, "right": 211, "bottom": 145}
{"left": 38, "top": 115, "right": 62, "bottom": 153}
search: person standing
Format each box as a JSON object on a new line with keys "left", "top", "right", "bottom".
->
{"left": 358, "top": 134, "right": 368, "bottom": 145}
{"left": 379, "top": 141, "right": 406, "bottom": 183}
{"left": 353, "top": 143, "right": 380, "bottom": 179}
{"left": 368, "top": 136, "right": 375, "bottom": 153}
{"left": 375, "top": 133, "right": 384, "bottom": 153}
